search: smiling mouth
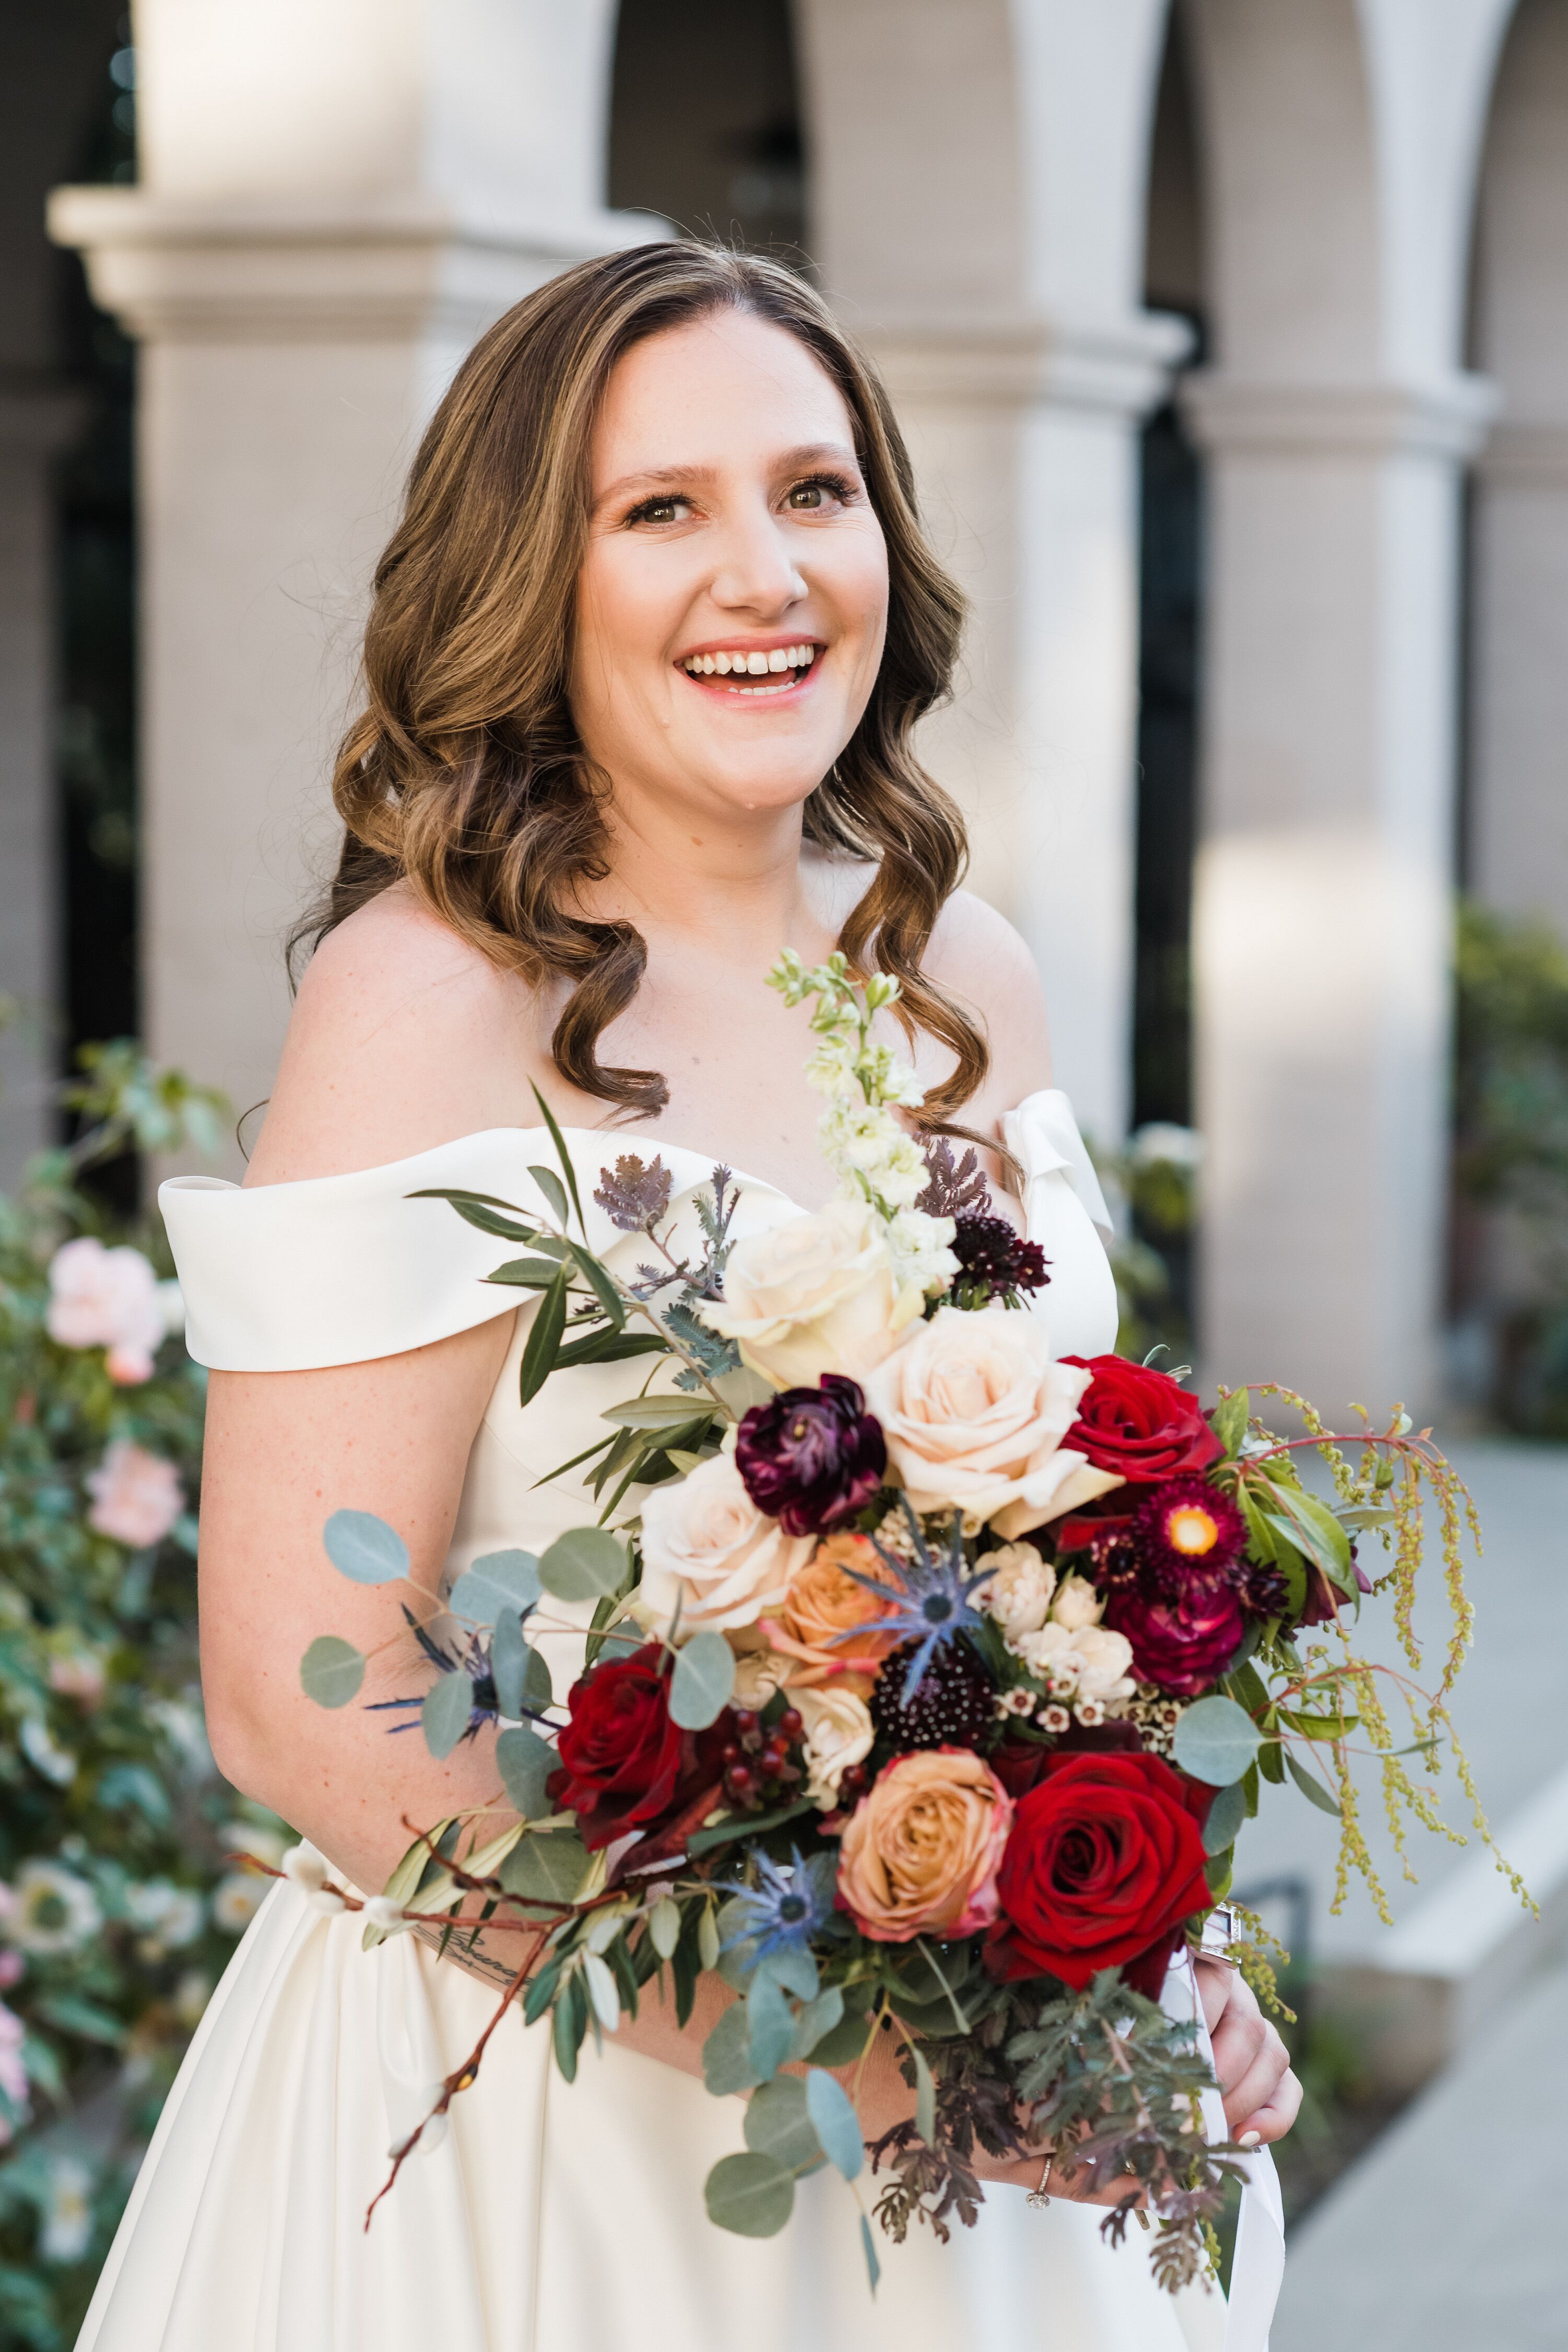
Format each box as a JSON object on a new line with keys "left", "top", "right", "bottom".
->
{"left": 677, "top": 643, "right": 819, "bottom": 697}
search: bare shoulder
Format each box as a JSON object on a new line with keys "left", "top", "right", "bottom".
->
{"left": 924, "top": 890, "right": 1052, "bottom": 1106}
{"left": 245, "top": 887, "right": 551, "bottom": 1185}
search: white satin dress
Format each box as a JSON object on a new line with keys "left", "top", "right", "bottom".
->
{"left": 77, "top": 1094, "right": 1226, "bottom": 2352}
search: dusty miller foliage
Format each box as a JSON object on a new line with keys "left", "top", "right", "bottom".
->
{"left": 869, "top": 1969, "right": 1240, "bottom": 2292}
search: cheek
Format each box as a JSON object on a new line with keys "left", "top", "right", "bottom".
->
{"left": 570, "top": 547, "right": 679, "bottom": 731}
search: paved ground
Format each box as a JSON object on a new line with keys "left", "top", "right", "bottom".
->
{"left": 1258, "top": 1439, "right": 1568, "bottom": 2345}
{"left": 1272, "top": 1943, "right": 1568, "bottom": 2350}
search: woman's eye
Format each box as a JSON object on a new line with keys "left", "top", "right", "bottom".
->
{"left": 627, "top": 494, "right": 690, "bottom": 527}
{"left": 788, "top": 483, "right": 826, "bottom": 510}
{"left": 785, "top": 474, "right": 855, "bottom": 514}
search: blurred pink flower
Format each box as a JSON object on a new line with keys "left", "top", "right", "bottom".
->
{"left": 86, "top": 1440, "right": 183, "bottom": 1549}
{"left": 0, "top": 1953, "right": 22, "bottom": 1991}
{"left": 49, "top": 1653, "right": 107, "bottom": 1707}
{"left": 0, "top": 2001, "right": 29, "bottom": 2142}
{"left": 46, "top": 1237, "right": 166, "bottom": 1383}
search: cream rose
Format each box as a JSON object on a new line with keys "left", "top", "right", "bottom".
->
{"left": 795, "top": 1685, "right": 875, "bottom": 1809}
{"left": 636, "top": 1453, "right": 814, "bottom": 1638}
{"left": 863, "top": 1306, "right": 1123, "bottom": 1538}
{"left": 836, "top": 1748, "right": 1012, "bottom": 1942}
{"left": 698, "top": 1198, "right": 914, "bottom": 1389}
{"left": 977, "top": 1542, "right": 1056, "bottom": 1638}
{"left": 1047, "top": 1574, "right": 1104, "bottom": 1632}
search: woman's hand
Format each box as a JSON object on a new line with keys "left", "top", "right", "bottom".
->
{"left": 1193, "top": 1955, "right": 1301, "bottom": 2145}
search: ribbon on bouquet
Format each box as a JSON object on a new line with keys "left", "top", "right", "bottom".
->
{"left": 1161, "top": 1919, "right": 1286, "bottom": 2352}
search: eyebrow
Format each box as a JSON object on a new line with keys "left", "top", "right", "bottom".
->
{"left": 595, "top": 440, "right": 862, "bottom": 509}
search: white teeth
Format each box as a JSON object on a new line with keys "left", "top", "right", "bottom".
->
{"left": 681, "top": 643, "right": 818, "bottom": 683}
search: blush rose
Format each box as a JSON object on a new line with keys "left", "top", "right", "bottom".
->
{"left": 637, "top": 1452, "right": 814, "bottom": 1638}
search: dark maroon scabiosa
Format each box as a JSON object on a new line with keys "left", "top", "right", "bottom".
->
{"left": 1104, "top": 1582, "right": 1246, "bottom": 1698}
{"left": 1131, "top": 1475, "right": 1247, "bottom": 1596}
{"left": 949, "top": 1214, "right": 1051, "bottom": 1310}
{"left": 735, "top": 1374, "right": 886, "bottom": 1537}
{"left": 870, "top": 1637, "right": 997, "bottom": 1752}
{"left": 1297, "top": 1551, "right": 1374, "bottom": 1628}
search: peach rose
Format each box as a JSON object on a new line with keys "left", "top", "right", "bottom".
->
{"left": 698, "top": 1198, "right": 914, "bottom": 1389}
{"left": 864, "top": 1307, "right": 1123, "bottom": 1539}
{"left": 85, "top": 1440, "right": 183, "bottom": 1549}
{"left": 836, "top": 1747, "right": 1013, "bottom": 1942}
{"left": 764, "top": 1534, "right": 903, "bottom": 1690}
{"left": 637, "top": 1452, "right": 814, "bottom": 1638}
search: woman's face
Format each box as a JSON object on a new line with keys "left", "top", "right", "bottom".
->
{"left": 571, "top": 309, "right": 890, "bottom": 830}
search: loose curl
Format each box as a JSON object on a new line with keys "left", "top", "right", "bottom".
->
{"left": 300, "top": 243, "right": 987, "bottom": 1127}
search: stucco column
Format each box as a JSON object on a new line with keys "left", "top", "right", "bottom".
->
{"left": 49, "top": 0, "right": 651, "bottom": 1166}
{"left": 1183, "top": 375, "right": 1495, "bottom": 1410}
{"left": 1469, "top": 0, "right": 1568, "bottom": 931}
{"left": 797, "top": 0, "right": 1183, "bottom": 1145}
{"left": 865, "top": 312, "right": 1186, "bottom": 1144}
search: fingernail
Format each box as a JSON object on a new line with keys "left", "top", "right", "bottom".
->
{"left": 1239, "top": 2130, "right": 1261, "bottom": 2149}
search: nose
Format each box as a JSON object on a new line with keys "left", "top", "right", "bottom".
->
{"left": 708, "top": 495, "right": 806, "bottom": 620}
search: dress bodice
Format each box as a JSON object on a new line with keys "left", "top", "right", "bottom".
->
{"left": 160, "top": 1094, "right": 1119, "bottom": 1604}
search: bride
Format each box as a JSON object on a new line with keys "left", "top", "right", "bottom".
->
{"left": 79, "top": 244, "right": 1298, "bottom": 2351}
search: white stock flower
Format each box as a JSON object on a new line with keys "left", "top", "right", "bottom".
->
{"left": 885, "top": 1207, "right": 960, "bottom": 1300}
{"left": 977, "top": 1543, "right": 1057, "bottom": 1638}
{"left": 698, "top": 1198, "right": 910, "bottom": 1388}
{"left": 1048, "top": 1575, "right": 1105, "bottom": 1632}
{"left": 864, "top": 1307, "right": 1123, "bottom": 1538}
{"left": 637, "top": 1454, "right": 814, "bottom": 1638}
{"left": 45, "top": 1237, "right": 166, "bottom": 1384}
{"left": 3, "top": 1861, "right": 100, "bottom": 1956}
{"left": 1013, "top": 1622, "right": 1136, "bottom": 1708}
{"left": 794, "top": 1685, "right": 875, "bottom": 1809}
{"left": 84, "top": 1440, "right": 183, "bottom": 1549}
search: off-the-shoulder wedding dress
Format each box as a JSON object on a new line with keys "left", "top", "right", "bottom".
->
{"left": 76, "top": 1094, "right": 1228, "bottom": 2352}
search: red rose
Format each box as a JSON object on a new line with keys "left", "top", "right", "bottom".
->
{"left": 987, "top": 1751, "right": 1212, "bottom": 1996}
{"left": 547, "top": 1643, "right": 687, "bottom": 1850}
{"left": 1062, "top": 1356, "right": 1221, "bottom": 1485}
{"left": 1105, "top": 1581, "right": 1245, "bottom": 1697}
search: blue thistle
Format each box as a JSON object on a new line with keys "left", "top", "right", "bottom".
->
{"left": 832, "top": 1505, "right": 998, "bottom": 1703}
{"left": 720, "top": 1847, "right": 836, "bottom": 1967}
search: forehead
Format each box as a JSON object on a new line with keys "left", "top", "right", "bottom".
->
{"left": 590, "top": 309, "right": 856, "bottom": 487}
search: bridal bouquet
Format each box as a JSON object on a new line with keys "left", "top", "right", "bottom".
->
{"left": 288, "top": 955, "right": 1509, "bottom": 2294}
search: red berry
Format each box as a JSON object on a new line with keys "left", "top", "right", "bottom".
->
{"left": 720, "top": 1742, "right": 741, "bottom": 1765}
{"left": 732, "top": 1710, "right": 758, "bottom": 1739}
{"left": 778, "top": 1708, "right": 804, "bottom": 1738}
{"left": 760, "top": 1739, "right": 789, "bottom": 1773}
{"left": 725, "top": 1764, "right": 755, "bottom": 1800}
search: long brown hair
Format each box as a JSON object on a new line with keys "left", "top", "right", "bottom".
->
{"left": 303, "top": 243, "right": 987, "bottom": 1125}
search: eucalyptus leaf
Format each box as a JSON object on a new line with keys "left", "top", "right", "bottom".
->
{"left": 747, "top": 1973, "right": 797, "bottom": 2082}
{"left": 322, "top": 1508, "right": 408, "bottom": 1586}
{"left": 704, "top": 2152, "right": 794, "bottom": 2238}
{"left": 669, "top": 1631, "right": 736, "bottom": 1730}
{"left": 447, "top": 1549, "right": 541, "bottom": 1628}
{"left": 421, "top": 1671, "right": 474, "bottom": 1761}
{"left": 299, "top": 1634, "right": 364, "bottom": 1709}
{"left": 523, "top": 1644, "right": 554, "bottom": 1710}
{"left": 701, "top": 2001, "right": 762, "bottom": 2095}
{"left": 1284, "top": 1746, "right": 1343, "bottom": 1816}
{"left": 791, "top": 1986, "right": 849, "bottom": 2062}
{"left": 744, "top": 2075, "right": 822, "bottom": 2171}
{"left": 491, "top": 1610, "right": 528, "bottom": 1722}
{"left": 805, "top": 2068, "right": 864, "bottom": 2181}
{"left": 538, "top": 1526, "right": 630, "bottom": 1602}
{"left": 500, "top": 1827, "right": 589, "bottom": 1908}
{"left": 860, "top": 2215, "right": 881, "bottom": 2297}
{"left": 755, "top": 1944, "right": 818, "bottom": 2003}
{"left": 495, "top": 1723, "right": 557, "bottom": 1819}
{"left": 1170, "top": 1693, "right": 1264, "bottom": 1788}
{"left": 1201, "top": 1776, "right": 1250, "bottom": 1857}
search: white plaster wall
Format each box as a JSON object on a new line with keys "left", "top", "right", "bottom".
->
{"left": 1470, "top": 0, "right": 1568, "bottom": 931}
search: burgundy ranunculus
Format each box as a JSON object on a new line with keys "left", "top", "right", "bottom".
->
{"left": 735, "top": 1374, "right": 887, "bottom": 1536}
{"left": 1297, "top": 1553, "right": 1374, "bottom": 1628}
{"left": 546, "top": 1643, "right": 686, "bottom": 1849}
{"left": 1061, "top": 1355, "right": 1223, "bottom": 1485}
{"left": 1105, "top": 1580, "right": 1245, "bottom": 1697}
